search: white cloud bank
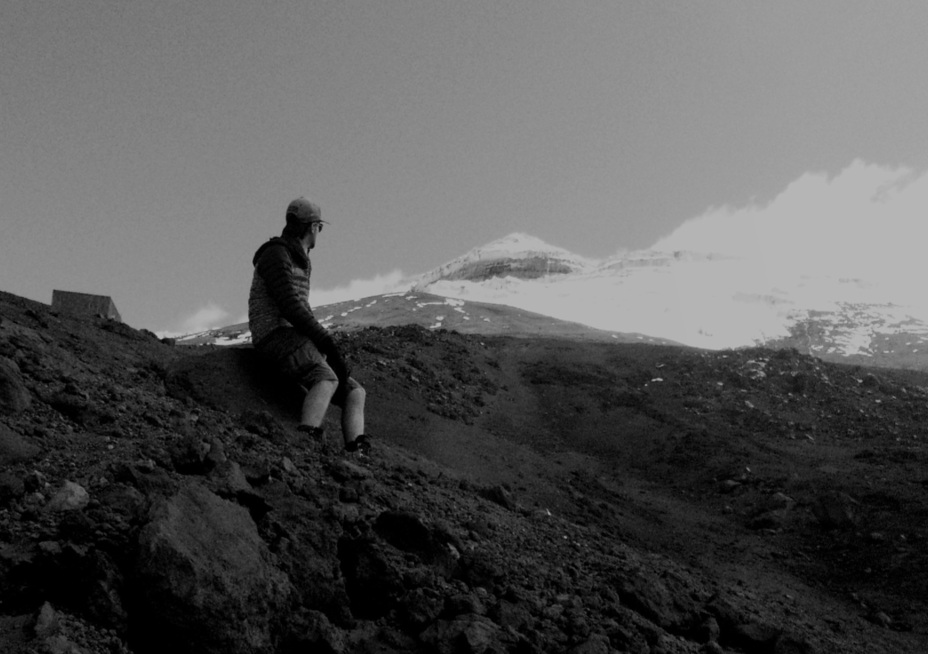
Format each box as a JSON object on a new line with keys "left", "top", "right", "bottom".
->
{"left": 311, "top": 269, "right": 411, "bottom": 307}
{"left": 173, "top": 302, "right": 231, "bottom": 336}
{"left": 426, "top": 160, "right": 928, "bottom": 349}
{"left": 159, "top": 271, "right": 410, "bottom": 338}
{"left": 652, "top": 160, "right": 928, "bottom": 308}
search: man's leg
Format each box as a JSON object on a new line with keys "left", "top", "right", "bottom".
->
{"left": 301, "top": 380, "right": 338, "bottom": 428}
{"left": 341, "top": 385, "right": 366, "bottom": 444}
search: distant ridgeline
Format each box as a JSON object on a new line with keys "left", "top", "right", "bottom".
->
{"left": 51, "top": 290, "right": 122, "bottom": 322}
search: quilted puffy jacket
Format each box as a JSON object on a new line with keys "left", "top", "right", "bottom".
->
{"left": 248, "top": 236, "right": 333, "bottom": 351}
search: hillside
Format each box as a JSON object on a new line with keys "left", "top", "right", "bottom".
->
{"left": 174, "top": 292, "right": 674, "bottom": 347}
{"left": 2, "top": 289, "right": 928, "bottom": 653}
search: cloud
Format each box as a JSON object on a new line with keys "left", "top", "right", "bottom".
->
{"left": 155, "top": 272, "right": 410, "bottom": 338}
{"left": 312, "top": 269, "right": 411, "bottom": 307}
{"left": 651, "top": 159, "right": 928, "bottom": 306}
{"left": 172, "top": 302, "right": 231, "bottom": 336}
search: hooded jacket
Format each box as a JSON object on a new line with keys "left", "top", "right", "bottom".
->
{"left": 248, "top": 236, "right": 333, "bottom": 351}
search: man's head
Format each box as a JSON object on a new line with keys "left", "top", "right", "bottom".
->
{"left": 283, "top": 196, "right": 327, "bottom": 249}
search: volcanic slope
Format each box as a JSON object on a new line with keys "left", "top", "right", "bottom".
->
{"left": 2, "top": 289, "right": 928, "bottom": 653}
{"left": 174, "top": 291, "right": 675, "bottom": 346}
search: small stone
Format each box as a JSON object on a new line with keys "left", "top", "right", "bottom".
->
{"left": 861, "top": 373, "right": 881, "bottom": 388}
{"left": 732, "top": 622, "right": 782, "bottom": 649}
{"left": 330, "top": 503, "right": 360, "bottom": 525}
{"left": 23, "top": 470, "right": 47, "bottom": 492}
{"left": 719, "top": 480, "right": 741, "bottom": 494}
{"left": 695, "top": 616, "right": 720, "bottom": 644}
{"left": 567, "top": 633, "right": 611, "bottom": 654}
{"left": 332, "top": 460, "right": 373, "bottom": 481}
{"left": 764, "top": 492, "right": 795, "bottom": 512}
{"left": 34, "top": 602, "right": 60, "bottom": 639}
{"left": 870, "top": 611, "right": 893, "bottom": 628}
{"left": 420, "top": 615, "right": 499, "bottom": 654}
{"left": 748, "top": 509, "right": 788, "bottom": 530}
{"left": 205, "top": 438, "right": 228, "bottom": 467}
{"left": 773, "top": 632, "right": 815, "bottom": 653}
{"left": 479, "top": 484, "right": 517, "bottom": 510}
{"left": 38, "top": 541, "right": 63, "bottom": 556}
{"left": 209, "top": 461, "right": 251, "bottom": 497}
{"left": 136, "top": 459, "right": 157, "bottom": 473}
{"left": 46, "top": 481, "right": 90, "bottom": 512}
{"left": 44, "top": 634, "right": 79, "bottom": 654}
{"left": 281, "top": 457, "right": 299, "bottom": 475}
{"left": 812, "top": 491, "right": 858, "bottom": 529}
{"left": 445, "top": 593, "right": 485, "bottom": 617}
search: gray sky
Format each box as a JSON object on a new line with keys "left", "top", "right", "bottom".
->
{"left": 3, "top": 1, "right": 928, "bottom": 333}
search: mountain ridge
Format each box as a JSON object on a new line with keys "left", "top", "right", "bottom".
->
{"left": 182, "top": 232, "right": 928, "bottom": 372}
{"left": 174, "top": 291, "right": 676, "bottom": 347}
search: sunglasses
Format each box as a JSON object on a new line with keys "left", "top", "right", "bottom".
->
{"left": 310, "top": 222, "right": 324, "bottom": 233}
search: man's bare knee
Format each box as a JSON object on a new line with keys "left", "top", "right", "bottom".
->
{"left": 348, "top": 385, "right": 366, "bottom": 403}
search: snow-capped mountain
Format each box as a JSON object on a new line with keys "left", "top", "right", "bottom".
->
{"left": 178, "top": 232, "right": 928, "bottom": 370}
{"left": 411, "top": 233, "right": 928, "bottom": 369}
{"left": 412, "top": 233, "right": 594, "bottom": 286}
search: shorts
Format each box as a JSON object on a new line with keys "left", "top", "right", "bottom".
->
{"left": 256, "top": 328, "right": 361, "bottom": 407}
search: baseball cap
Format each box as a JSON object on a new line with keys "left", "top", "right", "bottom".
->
{"left": 286, "top": 197, "right": 328, "bottom": 226}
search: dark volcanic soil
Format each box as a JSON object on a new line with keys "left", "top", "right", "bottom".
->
{"left": 2, "top": 289, "right": 928, "bottom": 654}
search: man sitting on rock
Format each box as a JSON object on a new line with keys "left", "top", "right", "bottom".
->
{"left": 248, "top": 196, "right": 370, "bottom": 454}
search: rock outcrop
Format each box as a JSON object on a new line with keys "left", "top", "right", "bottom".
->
{"left": 134, "top": 482, "right": 292, "bottom": 654}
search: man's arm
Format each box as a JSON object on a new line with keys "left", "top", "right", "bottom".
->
{"left": 255, "top": 244, "right": 350, "bottom": 381}
{"left": 255, "top": 244, "right": 332, "bottom": 346}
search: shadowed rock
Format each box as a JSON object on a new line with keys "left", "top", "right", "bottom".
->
{"left": 0, "top": 424, "right": 39, "bottom": 467}
{"left": 0, "top": 357, "right": 30, "bottom": 415}
{"left": 133, "top": 482, "right": 292, "bottom": 654}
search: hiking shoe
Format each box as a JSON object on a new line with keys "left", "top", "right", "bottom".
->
{"left": 344, "top": 434, "right": 372, "bottom": 455}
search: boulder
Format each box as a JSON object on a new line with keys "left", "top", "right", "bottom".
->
{"left": 812, "top": 491, "right": 859, "bottom": 529}
{"left": 0, "top": 356, "right": 30, "bottom": 414}
{"left": 134, "top": 482, "right": 292, "bottom": 654}
{"left": 419, "top": 614, "right": 500, "bottom": 654}
{"left": 0, "top": 423, "right": 40, "bottom": 467}
{"left": 0, "top": 470, "right": 25, "bottom": 506}
{"left": 612, "top": 566, "right": 698, "bottom": 633}
{"left": 337, "top": 536, "right": 405, "bottom": 620}
{"left": 45, "top": 481, "right": 90, "bottom": 512}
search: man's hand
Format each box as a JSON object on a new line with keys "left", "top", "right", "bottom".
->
{"left": 317, "top": 335, "right": 350, "bottom": 384}
{"left": 325, "top": 345, "right": 351, "bottom": 385}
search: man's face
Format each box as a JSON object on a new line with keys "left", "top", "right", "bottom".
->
{"left": 305, "top": 221, "right": 324, "bottom": 250}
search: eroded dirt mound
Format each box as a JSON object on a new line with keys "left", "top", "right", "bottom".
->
{"left": 1, "top": 289, "right": 927, "bottom": 653}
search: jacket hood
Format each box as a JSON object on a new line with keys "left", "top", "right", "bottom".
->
{"left": 252, "top": 236, "right": 309, "bottom": 268}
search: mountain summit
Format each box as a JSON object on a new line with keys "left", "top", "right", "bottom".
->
{"left": 410, "top": 233, "right": 928, "bottom": 365}
{"left": 413, "top": 232, "right": 593, "bottom": 287}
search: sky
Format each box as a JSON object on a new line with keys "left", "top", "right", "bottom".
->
{"left": 3, "top": 1, "right": 928, "bottom": 334}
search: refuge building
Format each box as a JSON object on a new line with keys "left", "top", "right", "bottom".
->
{"left": 51, "top": 290, "right": 122, "bottom": 322}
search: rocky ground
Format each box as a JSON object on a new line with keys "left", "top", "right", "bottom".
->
{"left": 2, "top": 288, "right": 928, "bottom": 653}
